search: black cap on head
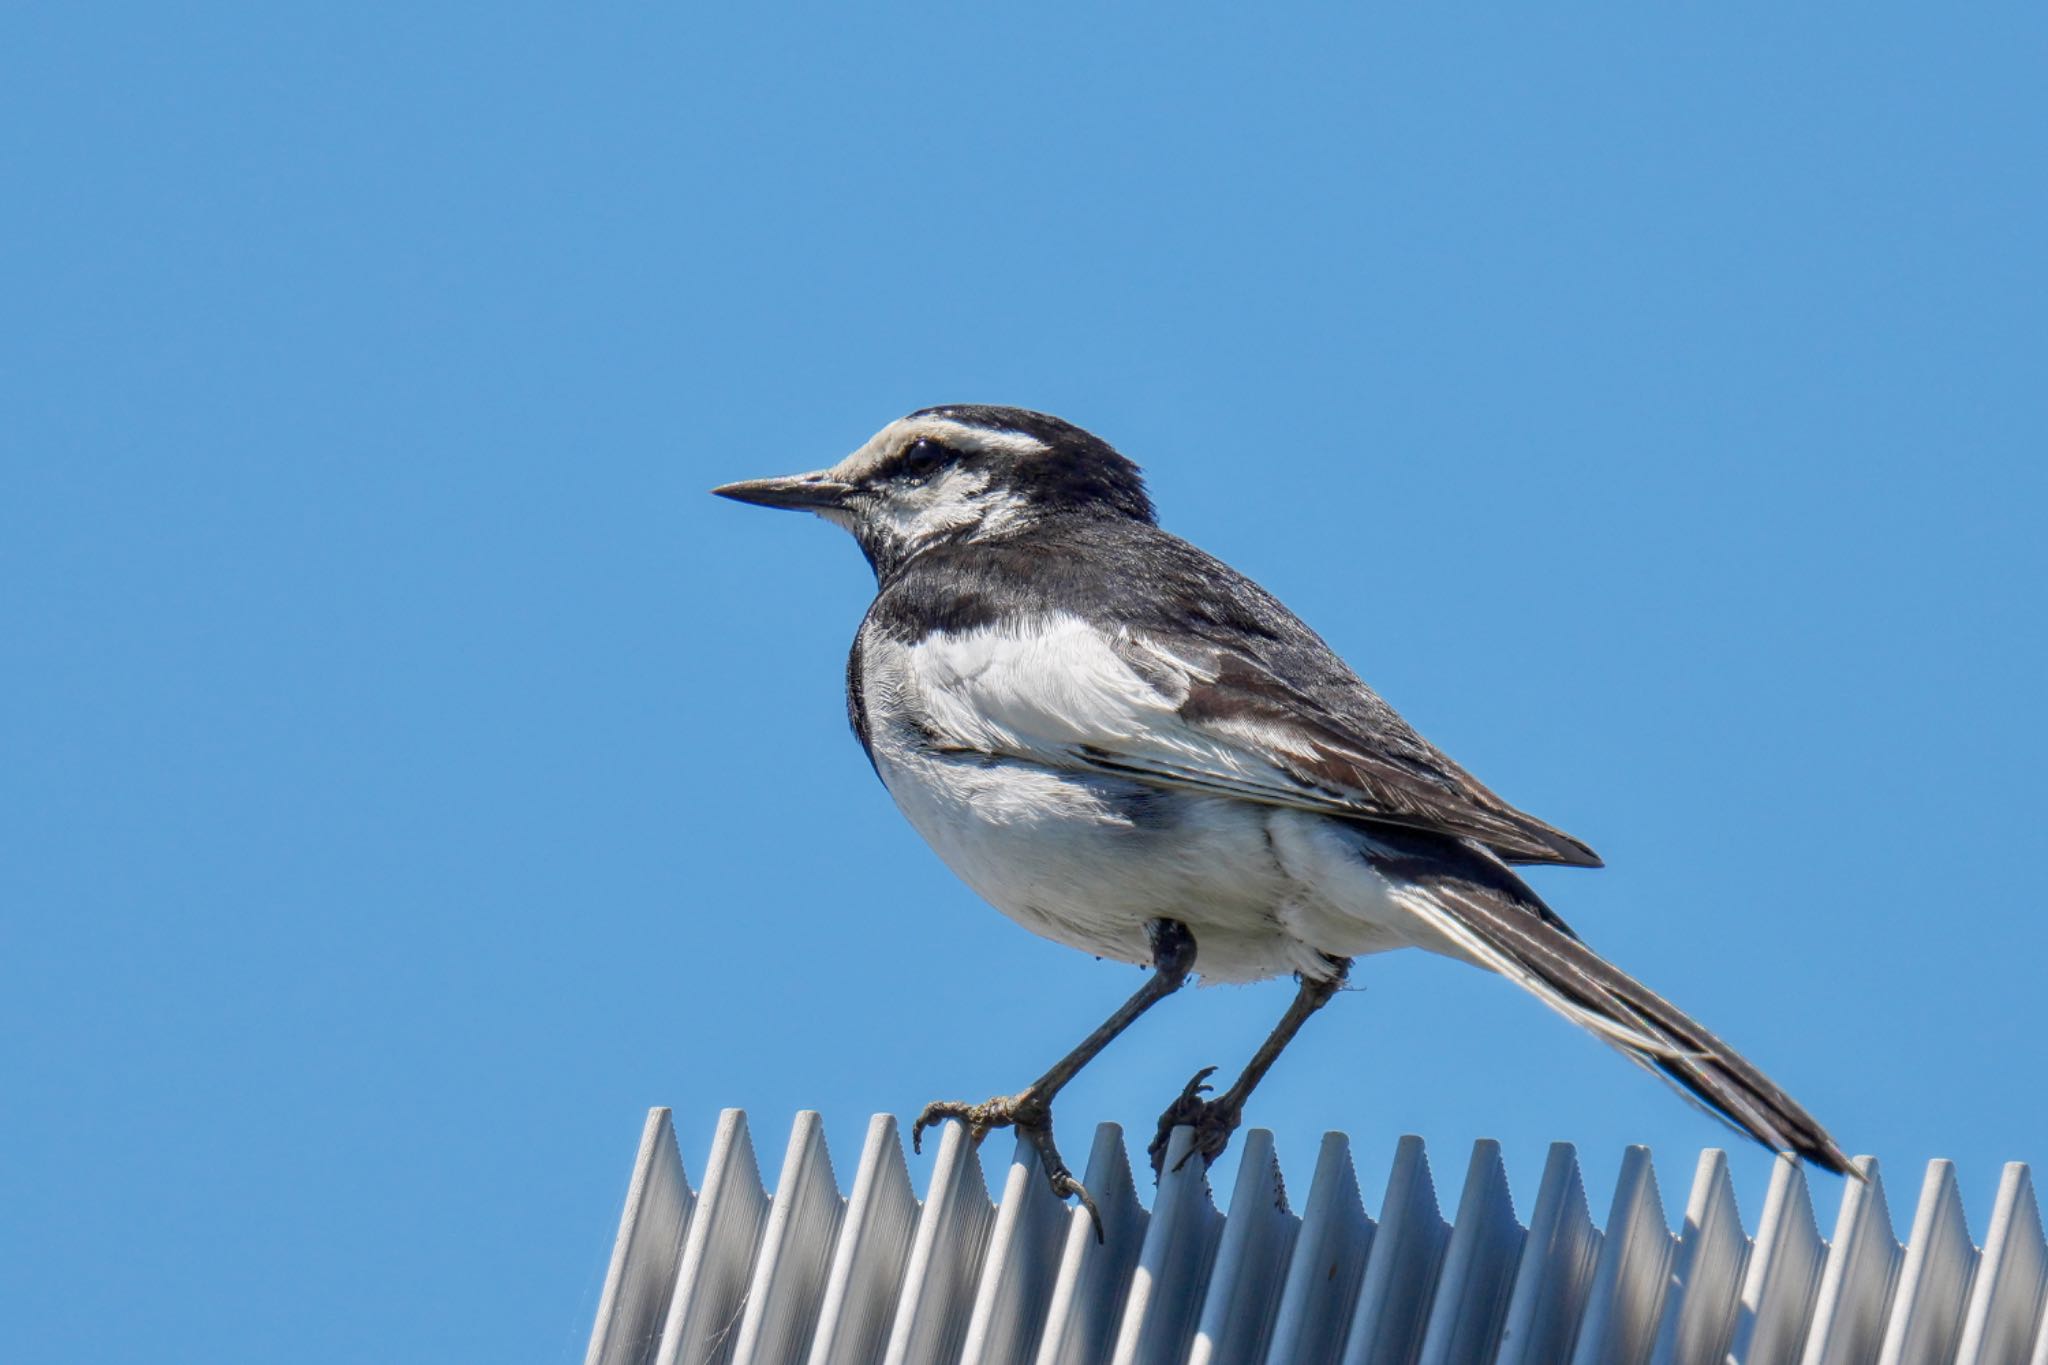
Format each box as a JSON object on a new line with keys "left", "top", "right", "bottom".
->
{"left": 910, "top": 405, "right": 1155, "bottom": 525}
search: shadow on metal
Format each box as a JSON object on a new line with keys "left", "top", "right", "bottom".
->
{"left": 584, "top": 1109, "right": 2046, "bottom": 1365}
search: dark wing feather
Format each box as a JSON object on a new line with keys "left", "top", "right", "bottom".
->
{"left": 871, "top": 518, "right": 1602, "bottom": 868}
{"left": 1155, "top": 642, "right": 1603, "bottom": 867}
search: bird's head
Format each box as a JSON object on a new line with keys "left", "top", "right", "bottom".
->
{"left": 713, "top": 405, "right": 1153, "bottom": 578}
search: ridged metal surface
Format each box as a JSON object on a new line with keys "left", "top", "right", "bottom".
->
{"left": 585, "top": 1110, "right": 2046, "bottom": 1365}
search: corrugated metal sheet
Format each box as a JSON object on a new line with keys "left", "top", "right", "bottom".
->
{"left": 584, "top": 1109, "right": 2046, "bottom": 1365}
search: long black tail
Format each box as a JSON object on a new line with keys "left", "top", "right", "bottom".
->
{"left": 1369, "top": 833, "right": 1853, "bottom": 1174}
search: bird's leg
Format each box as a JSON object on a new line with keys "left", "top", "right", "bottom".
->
{"left": 914, "top": 918, "right": 1199, "bottom": 1234}
{"left": 1148, "top": 955, "right": 1351, "bottom": 1176}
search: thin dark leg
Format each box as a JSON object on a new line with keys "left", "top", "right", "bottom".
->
{"left": 913, "top": 919, "right": 1199, "bottom": 1237}
{"left": 1148, "top": 956, "right": 1351, "bottom": 1175}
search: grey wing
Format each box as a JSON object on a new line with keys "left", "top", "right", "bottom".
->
{"left": 896, "top": 611, "right": 1600, "bottom": 868}
{"left": 1102, "top": 634, "right": 1603, "bottom": 868}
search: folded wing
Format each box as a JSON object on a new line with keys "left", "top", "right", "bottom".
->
{"left": 903, "top": 612, "right": 1601, "bottom": 868}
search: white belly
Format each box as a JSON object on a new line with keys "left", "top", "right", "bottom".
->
{"left": 873, "top": 743, "right": 1428, "bottom": 984}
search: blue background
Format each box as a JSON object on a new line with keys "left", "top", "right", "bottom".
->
{"left": 5, "top": 7, "right": 2043, "bottom": 1360}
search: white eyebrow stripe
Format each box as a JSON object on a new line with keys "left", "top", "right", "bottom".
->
{"left": 917, "top": 418, "right": 1048, "bottom": 457}
{"left": 827, "top": 415, "right": 1050, "bottom": 485}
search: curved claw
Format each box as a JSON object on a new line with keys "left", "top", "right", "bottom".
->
{"left": 915, "top": 1090, "right": 1101, "bottom": 1236}
{"left": 912, "top": 1091, "right": 1048, "bottom": 1153}
{"left": 912, "top": 1100, "right": 976, "bottom": 1154}
{"left": 1020, "top": 1127, "right": 1105, "bottom": 1243}
{"left": 1147, "top": 1065, "right": 1224, "bottom": 1175}
{"left": 1050, "top": 1168, "right": 1106, "bottom": 1243}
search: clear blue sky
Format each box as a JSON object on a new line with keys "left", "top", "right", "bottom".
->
{"left": 4, "top": 7, "right": 2043, "bottom": 1360}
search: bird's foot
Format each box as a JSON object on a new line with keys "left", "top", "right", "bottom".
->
{"left": 913, "top": 1089, "right": 1103, "bottom": 1240}
{"left": 1147, "top": 1066, "right": 1244, "bottom": 1175}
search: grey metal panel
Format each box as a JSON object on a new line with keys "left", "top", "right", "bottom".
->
{"left": 587, "top": 1108, "right": 695, "bottom": 1365}
{"left": 1650, "top": 1149, "right": 1749, "bottom": 1365}
{"left": 588, "top": 1111, "right": 2040, "bottom": 1365}
{"left": 1342, "top": 1134, "right": 1450, "bottom": 1365}
{"left": 1571, "top": 1145, "right": 1676, "bottom": 1365}
{"left": 731, "top": 1112, "right": 845, "bottom": 1365}
{"left": 1108, "top": 1125, "right": 1223, "bottom": 1365}
{"left": 959, "top": 1138, "right": 1071, "bottom": 1365}
{"left": 1264, "top": 1132, "right": 1375, "bottom": 1365}
{"left": 1876, "top": 1161, "right": 1978, "bottom": 1365}
{"left": 882, "top": 1119, "right": 996, "bottom": 1365}
{"left": 1496, "top": 1144, "right": 1601, "bottom": 1365}
{"left": 1416, "top": 1140, "right": 1524, "bottom": 1365}
{"left": 1954, "top": 1164, "right": 2048, "bottom": 1365}
{"left": 655, "top": 1109, "right": 769, "bottom": 1365}
{"left": 1032, "top": 1124, "right": 1148, "bottom": 1365}
{"left": 1726, "top": 1157, "right": 1824, "bottom": 1365}
{"left": 808, "top": 1115, "right": 919, "bottom": 1365}
{"left": 1188, "top": 1129, "right": 1297, "bottom": 1365}
{"left": 1801, "top": 1157, "right": 1901, "bottom": 1365}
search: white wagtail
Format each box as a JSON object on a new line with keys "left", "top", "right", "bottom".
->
{"left": 715, "top": 405, "right": 1849, "bottom": 1221}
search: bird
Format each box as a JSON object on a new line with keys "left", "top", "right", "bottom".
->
{"left": 714, "top": 403, "right": 1850, "bottom": 1223}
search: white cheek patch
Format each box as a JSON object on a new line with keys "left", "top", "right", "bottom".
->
{"left": 872, "top": 466, "right": 1039, "bottom": 549}
{"left": 966, "top": 485, "right": 1036, "bottom": 539}
{"left": 876, "top": 465, "right": 994, "bottom": 544}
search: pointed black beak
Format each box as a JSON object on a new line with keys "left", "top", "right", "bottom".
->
{"left": 711, "top": 470, "right": 856, "bottom": 511}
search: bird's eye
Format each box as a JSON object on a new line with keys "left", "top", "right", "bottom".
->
{"left": 900, "top": 438, "right": 948, "bottom": 481}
